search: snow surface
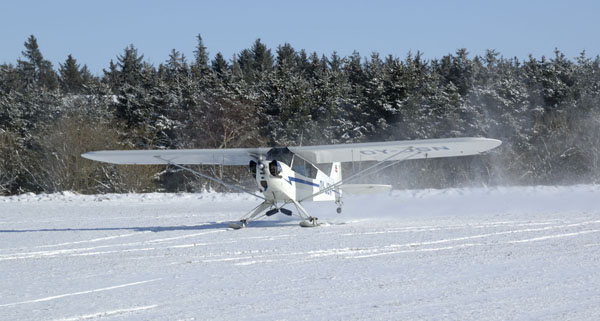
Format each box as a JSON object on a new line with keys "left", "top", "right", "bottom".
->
{"left": 1, "top": 185, "right": 600, "bottom": 320}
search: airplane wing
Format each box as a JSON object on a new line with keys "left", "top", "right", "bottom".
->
{"left": 81, "top": 148, "right": 270, "bottom": 165}
{"left": 289, "top": 137, "right": 501, "bottom": 164}
{"left": 81, "top": 137, "right": 501, "bottom": 165}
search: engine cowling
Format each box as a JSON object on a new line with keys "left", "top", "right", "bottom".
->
{"left": 268, "top": 160, "right": 282, "bottom": 177}
{"left": 248, "top": 160, "right": 257, "bottom": 176}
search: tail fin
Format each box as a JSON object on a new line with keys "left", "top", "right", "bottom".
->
{"left": 330, "top": 162, "right": 342, "bottom": 183}
{"left": 330, "top": 162, "right": 342, "bottom": 204}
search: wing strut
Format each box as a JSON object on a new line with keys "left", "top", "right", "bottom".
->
{"left": 154, "top": 156, "right": 266, "bottom": 200}
{"left": 300, "top": 147, "right": 421, "bottom": 202}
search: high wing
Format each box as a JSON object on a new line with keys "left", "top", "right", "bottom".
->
{"left": 81, "top": 148, "right": 270, "bottom": 165}
{"left": 289, "top": 137, "right": 501, "bottom": 164}
{"left": 81, "top": 137, "right": 501, "bottom": 165}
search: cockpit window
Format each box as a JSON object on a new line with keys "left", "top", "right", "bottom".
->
{"left": 266, "top": 147, "right": 293, "bottom": 166}
{"left": 291, "top": 155, "right": 318, "bottom": 179}
{"left": 266, "top": 147, "right": 318, "bottom": 179}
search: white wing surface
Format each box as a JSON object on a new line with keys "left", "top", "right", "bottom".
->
{"left": 81, "top": 148, "right": 269, "bottom": 165}
{"left": 289, "top": 137, "right": 501, "bottom": 164}
{"left": 81, "top": 137, "right": 501, "bottom": 165}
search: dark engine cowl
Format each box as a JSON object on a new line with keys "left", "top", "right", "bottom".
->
{"left": 248, "top": 160, "right": 257, "bottom": 176}
{"left": 269, "top": 160, "right": 282, "bottom": 177}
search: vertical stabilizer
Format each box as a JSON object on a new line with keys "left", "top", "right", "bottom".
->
{"left": 330, "top": 162, "right": 342, "bottom": 183}
{"left": 330, "top": 162, "right": 342, "bottom": 203}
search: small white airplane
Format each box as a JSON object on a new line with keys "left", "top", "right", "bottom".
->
{"left": 82, "top": 137, "right": 501, "bottom": 229}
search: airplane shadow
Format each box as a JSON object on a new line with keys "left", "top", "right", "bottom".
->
{"left": 0, "top": 220, "right": 298, "bottom": 234}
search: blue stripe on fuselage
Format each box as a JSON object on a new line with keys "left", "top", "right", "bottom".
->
{"left": 288, "top": 176, "right": 319, "bottom": 187}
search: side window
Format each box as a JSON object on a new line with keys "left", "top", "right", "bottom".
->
{"left": 307, "top": 164, "right": 317, "bottom": 178}
{"left": 291, "top": 156, "right": 306, "bottom": 176}
{"left": 291, "top": 155, "right": 318, "bottom": 179}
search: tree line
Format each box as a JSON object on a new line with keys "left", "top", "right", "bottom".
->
{"left": 1, "top": 34, "right": 599, "bottom": 195}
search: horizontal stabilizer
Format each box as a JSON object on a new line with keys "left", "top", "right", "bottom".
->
{"left": 340, "top": 184, "right": 392, "bottom": 195}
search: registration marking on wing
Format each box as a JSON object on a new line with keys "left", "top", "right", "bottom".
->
{"left": 359, "top": 146, "right": 451, "bottom": 155}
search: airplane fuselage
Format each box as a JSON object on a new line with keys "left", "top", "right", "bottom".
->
{"left": 250, "top": 156, "right": 339, "bottom": 204}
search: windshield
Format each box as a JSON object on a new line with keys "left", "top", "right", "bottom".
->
{"left": 266, "top": 147, "right": 293, "bottom": 166}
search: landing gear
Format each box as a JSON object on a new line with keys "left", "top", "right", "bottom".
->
{"left": 229, "top": 202, "right": 272, "bottom": 229}
{"left": 291, "top": 200, "right": 319, "bottom": 227}
{"left": 229, "top": 219, "right": 248, "bottom": 230}
{"left": 229, "top": 199, "right": 322, "bottom": 229}
{"left": 265, "top": 208, "right": 279, "bottom": 216}
{"left": 299, "top": 217, "right": 319, "bottom": 227}
{"left": 280, "top": 208, "right": 293, "bottom": 216}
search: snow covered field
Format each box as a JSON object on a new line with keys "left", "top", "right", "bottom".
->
{"left": 1, "top": 185, "right": 600, "bottom": 320}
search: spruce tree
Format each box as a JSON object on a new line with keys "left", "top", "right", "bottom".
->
{"left": 80, "top": 65, "right": 95, "bottom": 88}
{"left": 117, "top": 44, "right": 144, "bottom": 86}
{"left": 102, "top": 60, "right": 120, "bottom": 93}
{"left": 236, "top": 49, "right": 254, "bottom": 83}
{"left": 276, "top": 43, "right": 296, "bottom": 71}
{"left": 16, "top": 35, "right": 58, "bottom": 89}
{"left": 114, "top": 45, "right": 152, "bottom": 129}
{"left": 165, "top": 49, "right": 188, "bottom": 81}
{"left": 211, "top": 52, "right": 229, "bottom": 77}
{"left": 251, "top": 39, "right": 274, "bottom": 78}
{"left": 193, "top": 34, "right": 209, "bottom": 69}
{"left": 59, "top": 54, "right": 84, "bottom": 94}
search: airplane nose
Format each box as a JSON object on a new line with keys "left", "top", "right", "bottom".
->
{"left": 269, "top": 160, "right": 282, "bottom": 176}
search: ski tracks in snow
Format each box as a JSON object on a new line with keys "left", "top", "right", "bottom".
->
{"left": 2, "top": 217, "right": 599, "bottom": 267}
{"left": 1, "top": 280, "right": 161, "bottom": 320}
{"left": 164, "top": 218, "right": 600, "bottom": 266}
{"left": 0, "top": 229, "right": 227, "bottom": 261}
{"left": 49, "top": 305, "right": 159, "bottom": 321}
{"left": 0, "top": 279, "right": 161, "bottom": 308}
{"left": 342, "top": 219, "right": 600, "bottom": 259}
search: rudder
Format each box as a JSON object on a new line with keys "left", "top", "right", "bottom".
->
{"left": 330, "top": 162, "right": 342, "bottom": 183}
{"left": 330, "top": 162, "right": 342, "bottom": 204}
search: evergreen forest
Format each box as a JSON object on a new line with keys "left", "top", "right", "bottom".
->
{"left": 1, "top": 34, "right": 600, "bottom": 195}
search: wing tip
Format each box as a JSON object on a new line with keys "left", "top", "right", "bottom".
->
{"left": 476, "top": 137, "right": 502, "bottom": 153}
{"left": 81, "top": 151, "right": 116, "bottom": 164}
{"left": 81, "top": 151, "right": 97, "bottom": 160}
{"left": 487, "top": 138, "right": 503, "bottom": 148}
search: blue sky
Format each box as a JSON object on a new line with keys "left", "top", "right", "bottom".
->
{"left": 1, "top": 0, "right": 598, "bottom": 75}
